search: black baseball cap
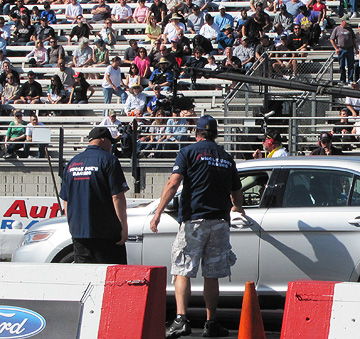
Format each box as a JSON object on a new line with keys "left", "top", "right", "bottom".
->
{"left": 262, "top": 130, "right": 283, "bottom": 143}
{"left": 319, "top": 132, "right": 332, "bottom": 142}
{"left": 88, "top": 127, "right": 115, "bottom": 143}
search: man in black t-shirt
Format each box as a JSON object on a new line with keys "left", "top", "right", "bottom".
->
{"left": 68, "top": 14, "right": 93, "bottom": 44}
{"left": 242, "top": 12, "right": 263, "bottom": 46}
{"left": 32, "top": 17, "right": 55, "bottom": 45}
{"left": 288, "top": 24, "right": 308, "bottom": 57}
{"left": 151, "top": 115, "right": 245, "bottom": 338}
{"left": 149, "top": 0, "right": 167, "bottom": 24}
{"left": 310, "top": 132, "right": 344, "bottom": 155}
{"left": 12, "top": 15, "right": 34, "bottom": 45}
{"left": 15, "top": 71, "right": 42, "bottom": 104}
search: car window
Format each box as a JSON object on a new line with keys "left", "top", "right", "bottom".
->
{"left": 239, "top": 171, "right": 270, "bottom": 207}
{"left": 351, "top": 176, "right": 360, "bottom": 206}
{"left": 282, "top": 169, "right": 353, "bottom": 207}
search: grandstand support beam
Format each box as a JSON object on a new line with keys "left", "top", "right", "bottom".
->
{"left": 193, "top": 68, "right": 360, "bottom": 99}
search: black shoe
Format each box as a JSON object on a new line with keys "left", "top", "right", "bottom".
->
{"left": 202, "top": 320, "right": 229, "bottom": 337}
{"left": 166, "top": 317, "right": 191, "bottom": 338}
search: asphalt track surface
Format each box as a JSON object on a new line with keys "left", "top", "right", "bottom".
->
{"left": 168, "top": 308, "right": 283, "bottom": 339}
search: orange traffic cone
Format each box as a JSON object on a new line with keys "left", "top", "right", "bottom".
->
{"left": 238, "top": 281, "right": 266, "bottom": 339}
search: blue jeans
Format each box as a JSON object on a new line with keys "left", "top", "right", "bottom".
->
{"left": 102, "top": 86, "right": 127, "bottom": 115}
{"left": 350, "top": 0, "right": 358, "bottom": 13}
{"left": 338, "top": 47, "right": 354, "bottom": 83}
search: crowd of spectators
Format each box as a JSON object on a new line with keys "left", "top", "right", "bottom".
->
{"left": 1, "top": 0, "right": 360, "bottom": 159}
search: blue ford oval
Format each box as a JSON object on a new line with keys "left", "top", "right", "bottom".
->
{"left": 0, "top": 306, "right": 46, "bottom": 338}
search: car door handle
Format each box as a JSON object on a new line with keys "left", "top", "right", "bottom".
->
{"left": 348, "top": 218, "right": 360, "bottom": 227}
{"left": 230, "top": 217, "right": 253, "bottom": 229}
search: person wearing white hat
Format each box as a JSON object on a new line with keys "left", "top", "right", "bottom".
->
{"left": 163, "top": 13, "right": 186, "bottom": 43}
{"left": 214, "top": 4, "right": 234, "bottom": 31}
{"left": 124, "top": 83, "right": 147, "bottom": 116}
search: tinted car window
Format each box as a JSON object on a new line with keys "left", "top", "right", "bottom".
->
{"left": 351, "top": 176, "right": 360, "bottom": 206}
{"left": 282, "top": 169, "right": 353, "bottom": 207}
{"left": 240, "top": 171, "right": 270, "bottom": 207}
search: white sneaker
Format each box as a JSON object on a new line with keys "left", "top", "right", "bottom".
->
{"left": 351, "top": 12, "right": 357, "bottom": 18}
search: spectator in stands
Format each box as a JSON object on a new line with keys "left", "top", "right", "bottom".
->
{"left": 272, "top": 4, "right": 293, "bottom": 32}
{"left": 204, "top": 55, "right": 217, "bottom": 70}
{"left": 252, "top": 3, "right": 271, "bottom": 32}
{"left": 164, "top": 13, "right": 186, "bottom": 43}
{"left": 0, "top": 61, "right": 19, "bottom": 86}
{"left": 0, "top": 0, "right": 14, "bottom": 17}
{"left": 312, "top": 0, "right": 327, "bottom": 38}
{"left": 15, "top": 71, "right": 42, "bottom": 104}
{"left": 330, "top": 16, "right": 356, "bottom": 85}
{"left": 273, "top": 23, "right": 286, "bottom": 47}
{"left": 295, "top": 5, "right": 321, "bottom": 46}
{"left": 146, "top": 108, "right": 167, "bottom": 157}
{"left": 123, "top": 39, "right": 139, "bottom": 64}
{"left": 159, "top": 44, "right": 177, "bottom": 69}
{"left": 3, "top": 110, "right": 26, "bottom": 159}
{"left": 214, "top": 5, "right": 234, "bottom": 32}
{"left": 23, "top": 114, "right": 46, "bottom": 158}
{"left": 0, "top": 17, "right": 10, "bottom": 43}
{"left": 92, "top": 39, "right": 109, "bottom": 72}
{"left": 31, "top": 16, "right": 55, "bottom": 46}
{"left": 242, "top": 12, "right": 264, "bottom": 47}
{"left": 68, "top": 14, "right": 92, "bottom": 44}
{"left": 163, "top": 109, "right": 189, "bottom": 152}
{"left": 124, "top": 63, "right": 141, "bottom": 89}
{"left": 345, "top": 82, "right": 360, "bottom": 116}
{"left": 273, "top": 34, "right": 297, "bottom": 79}
{"left": 147, "top": 85, "right": 167, "bottom": 115}
{"left": 30, "top": 6, "right": 40, "bottom": 27}
{"left": 0, "top": 50, "right": 9, "bottom": 72}
{"left": 99, "top": 110, "right": 123, "bottom": 157}
{"left": 72, "top": 37, "right": 93, "bottom": 67}
{"left": 146, "top": 57, "right": 174, "bottom": 92}
{"left": 0, "top": 35, "right": 6, "bottom": 55}
{"left": 47, "top": 74, "right": 67, "bottom": 104}
{"left": 177, "top": 29, "right": 192, "bottom": 56}
{"left": 68, "top": 71, "right": 94, "bottom": 105}
{"left": 2, "top": 73, "right": 20, "bottom": 105}
{"left": 250, "top": 0, "right": 273, "bottom": 12}
{"left": 41, "top": 2, "right": 56, "bottom": 24}
{"left": 253, "top": 130, "right": 289, "bottom": 158}
{"left": 8, "top": 12, "right": 19, "bottom": 27}
{"left": 220, "top": 47, "right": 241, "bottom": 88}
{"left": 9, "top": 0, "right": 30, "bottom": 19}
{"left": 234, "top": 36, "right": 254, "bottom": 72}
{"left": 187, "top": 5, "right": 204, "bottom": 34}
{"left": 199, "top": 13, "right": 220, "bottom": 41}
{"left": 11, "top": 15, "right": 35, "bottom": 46}
{"left": 255, "top": 34, "right": 275, "bottom": 61}
{"left": 149, "top": 38, "right": 163, "bottom": 66}
{"left": 216, "top": 24, "right": 235, "bottom": 54}
{"left": 55, "top": 59, "right": 75, "bottom": 91}
{"left": 124, "top": 83, "right": 147, "bottom": 116}
{"left": 134, "top": 47, "right": 151, "bottom": 78}
{"left": 97, "top": 18, "right": 116, "bottom": 46}
{"left": 102, "top": 56, "right": 128, "bottom": 113}
{"left": 179, "top": 0, "right": 194, "bottom": 19}
{"left": 26, "top": 39, "right": 48, "bottom": 66}
{"left": 288, "top": 24, "right": 308, "bottom": 57}
{"left": 65, "top": 0, "right": 83, "bottom": 24}
{"left": 235, "top": 9, "right": 247, "bottom": 33}
{"left": 332, "top": 108, "right": 355, "bottom": 151}
{"left": 310, "top": 132, "right": 344, "bottom": 155}
{"left": 180, "top": 46, "right": 207, "bottom": 78}
{"left": 286, "top": 0, "right": 304, "bottom": 17}
{"left": 145, "top": 15, "right": 162, "bottom": 44}
{"left": 91, "top": 0, "right": 111, "bottom": 23}
{"left": 133, "top": 0, "right": 150, "bottom": 24}
{"left": 46, "top": 38, "right": 65, "bottom": 67}
{"left": 111, "top": 0, "right": 132, "bottom": 23}
{"left": 148, "top": 0, "right": 167, "bottom": 24}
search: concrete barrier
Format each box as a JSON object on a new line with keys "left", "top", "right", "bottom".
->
{"left": 0, "top": 263, "right": 166, "bottom": 339}
{"left": 281, "top": 280, "right": 360, "bottom": 338}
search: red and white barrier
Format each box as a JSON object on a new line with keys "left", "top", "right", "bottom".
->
{"left": 281, "top": 280, "right": 360, "bottom": 338}
{"left": 0, "top": 263, "right": 166, "bottom": 339}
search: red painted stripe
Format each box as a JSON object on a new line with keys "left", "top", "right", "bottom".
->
{"left": 281, "top": 281, "right": 338, "bottom": 339}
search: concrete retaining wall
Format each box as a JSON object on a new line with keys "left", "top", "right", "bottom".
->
{"left": 0, "top": 162, "right": 173, "bottom": 199}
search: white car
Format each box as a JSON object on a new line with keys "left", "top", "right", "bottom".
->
{"left": 12, "top": 157, "right": 360, "bottom": 301}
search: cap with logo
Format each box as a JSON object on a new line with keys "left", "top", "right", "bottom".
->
{"left": 196, "top": 115, "right": 217, "bottom": 131}
{"left": 88, "top": 127, "right": 116, "bottom": 144}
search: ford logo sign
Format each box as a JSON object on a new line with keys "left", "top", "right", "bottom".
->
{"left": 0, "top": 306, "right": 45, "bottom": 338}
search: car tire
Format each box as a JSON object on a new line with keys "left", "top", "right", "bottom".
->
{"left": 59, "top": 251, "right": 75, "bottom": 263}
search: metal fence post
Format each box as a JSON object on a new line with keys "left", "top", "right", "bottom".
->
{"left": 131, "top": 119, "right": 140, "bottom": 194}
{"left": 58, "top": 127, "right": 64, "bottom": 178}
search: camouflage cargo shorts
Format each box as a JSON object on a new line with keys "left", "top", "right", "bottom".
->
{"left": 171, "top": 219, "right": 237, "bottom": 279}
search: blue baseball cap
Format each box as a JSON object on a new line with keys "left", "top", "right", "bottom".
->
{"left": 196, "top": 115, "right": 217, "bottom": 131}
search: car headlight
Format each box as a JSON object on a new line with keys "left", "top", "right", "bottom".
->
{"left": 21, "top": 231, "right": 54, "bottom": 246}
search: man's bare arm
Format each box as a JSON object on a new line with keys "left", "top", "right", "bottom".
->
{"left": 113, "top": 192, "right": 128, "bottom": 245}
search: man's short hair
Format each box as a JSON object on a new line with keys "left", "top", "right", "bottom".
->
{"left": 28, "top": 71, "right": 35, "bottom": 77}
{"left": 129, "top": 39, "right": 137, "bottom": 46}
{"left": 196, "top": 129, "right": 217, "bottom": 141}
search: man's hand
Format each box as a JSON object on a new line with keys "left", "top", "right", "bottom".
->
{"left": 253, "top": 149, "right": 262, "bottom": 159}
{"left": 232, "top": 205, "right": 246, "bottom": 216}
{"left": 116, "top": 227, "right": 128, "bottom": 245}
{"left": 150, "top": 214, "right": 160, "bottom": 233}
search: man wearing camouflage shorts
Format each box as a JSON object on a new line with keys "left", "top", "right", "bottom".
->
{"left": 150, "top": 115, "right": 245, "bottom": 338}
